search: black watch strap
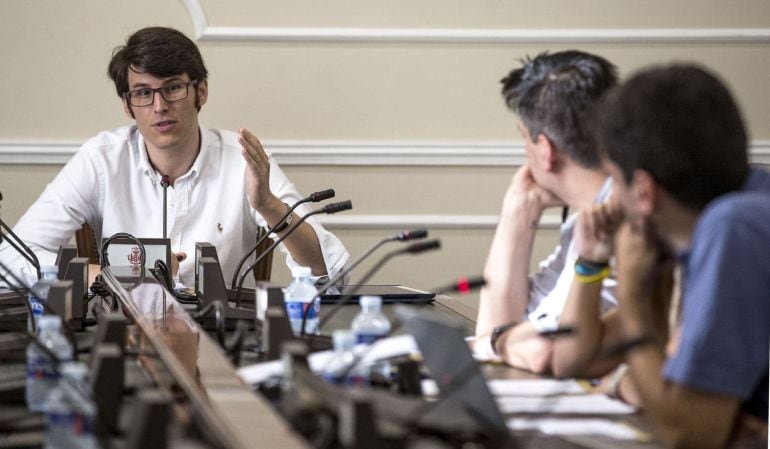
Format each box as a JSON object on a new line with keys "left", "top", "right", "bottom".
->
{"left": 490, "top": 321, "right": 518, "bottom": 355}
{"left": 271, "top": 203, "right": 293, "bottom": 234}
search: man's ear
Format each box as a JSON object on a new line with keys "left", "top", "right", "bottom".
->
{"left": 631, "top": 170, "right": 658, "bottom": 216}
{"left": 534, "top": 133, "right": 558, "bottom": 172}
{"left": 196, "top": 80, "right": 208, "bottom": 108}
{"left": 122, "top": 98, "right": 135, "bottom": 120}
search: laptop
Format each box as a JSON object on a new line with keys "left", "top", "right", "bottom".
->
{"left": 396, "top": 306, "right": 510, "bottom": 440}
{"left": 319, "top": 285, "right": 435, "bottom": 304}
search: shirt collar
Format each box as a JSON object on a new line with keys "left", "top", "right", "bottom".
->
{"left": 133, "top": 126, "right": 209, "bottom": 183}
{"left": 594, "top": 177, "right": 613, "bottom": 204}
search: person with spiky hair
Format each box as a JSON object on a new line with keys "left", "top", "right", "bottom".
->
{"left": 474, "top": 51, "right": 619, "bottom": 373}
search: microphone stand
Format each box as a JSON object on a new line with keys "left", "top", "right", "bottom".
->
{"left": 230, "top": 189, "right": 335, "bottom": 290}
{"left": 307, "top": 239, "right": 441, "bottom": 337}
{"left": 0, "top": 260, "right": 79, "bottom": 357}
{"left": 0, "top": 219, "right": 41, "bottom": 281}
{"left": 160, "top": 176, "right": 170, "bottom": 240}
{"left": 233, "top": 200, "right": 352, "bottom": 306}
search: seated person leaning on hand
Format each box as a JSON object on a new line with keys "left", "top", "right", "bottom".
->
{"left": 474, "top": 50, "right": 618, "bottom": 373}
{"left": 0, "top": 26, "right": 349, "bottom": 288}
{"left": 557, "top": 64, "right": 769, "bottom": 449}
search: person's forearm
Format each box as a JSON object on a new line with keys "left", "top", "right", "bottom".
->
{"left": 476, "top": 197, "right": 540, "bottom": 336}
{"left": 551, "top": 280, "right": 605, "bottom": 377}
{"left": 258, "top": 197, "right": 327, "bottom": 276}
{"left": 619, "top": 289, "right": 737, "bottom": 449}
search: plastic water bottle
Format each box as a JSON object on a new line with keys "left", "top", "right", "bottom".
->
{"left": 351, "top": 296, "right": 391, "bottom": 344}
{"left": 28, "top": 265, "right": 59, "bottom": 332}
{"left": 320, "top": 330, "right": 367, "bottom": 386}
{"left": 284, "top": 266, "right": 319, "bottom": 335}
{"left": 320, "top": 330, "right": 357, "bottom": 384}
{"left": 44, "top": 362, "right": 98, "bottom": 449}
{"left": 26, "top": 315, "right": 74, "bottom": 411}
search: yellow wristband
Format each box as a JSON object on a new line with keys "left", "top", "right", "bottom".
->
{"left": 574, "top": 266, "right": 610, "bottom": 284}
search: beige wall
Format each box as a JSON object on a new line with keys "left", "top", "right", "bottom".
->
{"left": 1, "top": 0, "right": 769, "bottom": 306}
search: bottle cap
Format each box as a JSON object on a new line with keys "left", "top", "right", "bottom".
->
{"left": 291, "top": 266, "right": 312, "bottom": 278}
{"left": 38, "top": 315, "right": 62, "bottom": 330}
{"left": 359, "top": 296, "right": 382, "bottom": 308}
{"left": 332, "top": 329, "right": 356, "bottom": 350}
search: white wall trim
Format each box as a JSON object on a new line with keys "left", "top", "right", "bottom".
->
{"left": 181, "top": 0, "right": 770, "bottom": 44}
{"left": 316, "top": 214, "right": 562, "bottom": 230}
{"left": 2, "top": 140, "right": 770, "bottom": 166}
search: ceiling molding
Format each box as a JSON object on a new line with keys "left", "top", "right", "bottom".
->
{"left": 181, "top": 0, "right": 770, "bottom": 44}
{"left": 2, "top": 140, "right": 769, "bottom": 166}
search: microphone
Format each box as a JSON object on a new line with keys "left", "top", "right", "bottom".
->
{"left": 432, "top": 276, "right": 486, "bottom": 295}
{"left": 0, "top": 198, "right": 41, "bottom": 281}
{"left": 160, "top": 176, "right": 171, "bottom": 240}
{"left": 230, "top": 189, "right": 336, "bottom": 290}
{"left": 309, "top": 239, "right": 441, "bottom": 335}
{"left": 233, "top": 200, "right": 352, "bottom": 305}
{"left": 0, "top": 260, "right": 80, "bottom": 355}
{"left": 315, "top": 229, "right": 429, "bottom": 296}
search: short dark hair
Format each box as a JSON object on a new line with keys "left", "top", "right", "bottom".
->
{"left": 595, "top": 64, "right": 749, "bottom": 212}
{"left": 501, "top": 50, "right": 618, "bottom": 168}
{"left": 108, "top": 27, "right": 208, "bottom": 105}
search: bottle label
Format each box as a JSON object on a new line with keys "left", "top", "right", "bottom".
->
{"left": 47, "top": 411, "right": 95, "bottom": 435}
{"left": 27, "top": 357, "right": 59, "bottom": 381}
{"left": 321, "top": 372, "right": 368, "bottom": 387}
{"left": 285, "top": 300, "right": 318, "bottom": 322}
{"left": 355, "top": 332, "right": 385, "bottom": 345}
{"left": 30, "top": 297, "right": 44, "bottom": 317}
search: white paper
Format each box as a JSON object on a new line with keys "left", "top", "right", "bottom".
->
{"left": 507, "top": 417, "right": 643, "bottom": 440}
{"left": 496, "top": 394, "right": 637, "bottom": 415}
{"left": 237, "top": 334, "right": 419, "bottom": 385}
{"left": 488, "top": 378, "right": 587, "bottom": 397}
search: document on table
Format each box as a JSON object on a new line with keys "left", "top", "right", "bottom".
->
{"left": 237, "top": 334, "right": 419, "bottom": 385}
{"left": 496, "top": 393, "right": 637, "bottom": 415}
{"left": 487, "top": 378, "right": 588, "bottom": 396}
{"left": 507, "top": 417, "right": 647, "bottom": 440}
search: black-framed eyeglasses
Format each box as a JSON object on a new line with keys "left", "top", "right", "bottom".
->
{"left": 124, "top": 80, "right": 199, "bottom": 107}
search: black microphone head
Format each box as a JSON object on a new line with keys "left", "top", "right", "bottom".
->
{"left": 322, "top": 200, "right": 352, "bottom": 214}
{"left": 396, "top": 229, "right": 428, "bottom": 241}
{"left": 160, "top": 175, "right": 171, "bottom": 188}
{"left": 310, "top": 189, "right": 335, "bottom": 202}
{"left": 405, "top": 239, "right": 441, "bottom": 254}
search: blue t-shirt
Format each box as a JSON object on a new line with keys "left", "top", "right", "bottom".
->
{"left": 664, "top": 168, "right": 770, "bottom": 420}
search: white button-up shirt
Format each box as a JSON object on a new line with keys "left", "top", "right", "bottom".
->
{"left": 525, "top": 178, "right": 617, "bottom": 331}
{"left": 0, "top": 126, "right": 349, "bottom": 288}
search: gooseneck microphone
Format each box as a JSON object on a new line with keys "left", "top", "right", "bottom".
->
{"left": 230, "top": 189, "right": 336, "bottom": 290}
{"left": 0, "top": 197, "right": 41, "bottom": 280}
{"left": 308, "top": 239, "right": 441, "bottom": 336}
{"left": 315, "top": 229, "right": 429, "bottom": 296}
{"left": 0, "top": 259, "right": 80, "bottom": 355}
{"left": 233, "top": 200, "right": 352, "bottom": 305}
{"left": 432, "top": 275, "right": 486, "bottom": 295}
{"left": 160, "top": 175, "right": 171, "bottom": 240}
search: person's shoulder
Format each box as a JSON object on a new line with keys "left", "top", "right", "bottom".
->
{"left": 745, "top": 166, "right": 770, "bottom": 192}
{"left": 203, "top": 127, "right": 274, "bottom": 159}
{"left": 700, "top": 189, "right": 770, "bottom": 236}
{"left": 79, "top": 125, "right": 135, "bottom": 157}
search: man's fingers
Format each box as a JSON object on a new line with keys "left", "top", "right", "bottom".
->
{"left": 239, "top": 128, "right": 268, "bottom": 165}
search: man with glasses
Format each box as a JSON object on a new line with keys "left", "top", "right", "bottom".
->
{"left": 0, "top": 27, "right": 349, "bottom": 288}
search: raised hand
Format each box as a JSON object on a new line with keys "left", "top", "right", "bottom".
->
{"left": 239, "top": 127, "right": 275, "bottom": 212}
